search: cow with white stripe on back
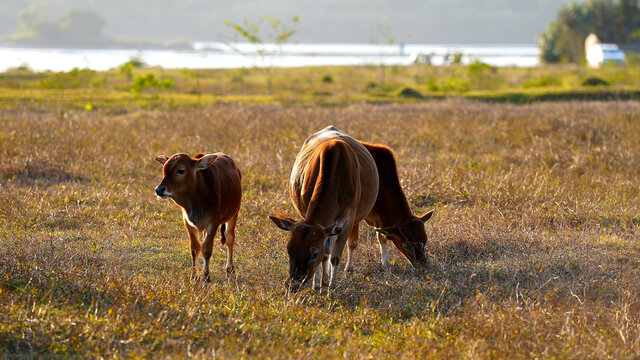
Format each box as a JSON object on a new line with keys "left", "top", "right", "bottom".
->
{"left": 270, "top": 125, "right": 379, "bottom": 291}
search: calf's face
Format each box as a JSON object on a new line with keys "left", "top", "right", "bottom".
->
{"left": 269, "top": 213, "right": 341, "bottom": 291}
{"left": 154, "top": 153, "right": 217, "bottom": 199}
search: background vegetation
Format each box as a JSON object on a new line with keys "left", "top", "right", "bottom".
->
{"left": 0, "top": 64, "right": 639, "bottom": 357}
{"left": 9, "top": 7, "right": 107, "bottom": 47}
{"left": 1, "top": 62, "right": 640, "bottom": 109}
{"left": 539, "top": 0, "right": 640, "bottom": 63}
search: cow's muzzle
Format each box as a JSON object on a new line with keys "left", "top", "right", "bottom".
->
{"left": 403, "top": 242, "right": 429, "bottom": 269}
{"left": 155, "top": 185, "right": 170, "bottom": 198}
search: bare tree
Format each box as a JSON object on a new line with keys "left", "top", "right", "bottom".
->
{"left": 368, "top": 23, "right": 410, "bottom": 90}
{"left": 223, "top": 16, "right": 300, "bottom": 94}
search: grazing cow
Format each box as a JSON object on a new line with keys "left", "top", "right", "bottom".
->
{"left": 270, "top": 126, "right": 379, "bottom": 291}
{"left": 345, "top": 142, "right": 434, "bottom": 269}
{"left": 155, "top": 152, "right": 242, "bottom": 281}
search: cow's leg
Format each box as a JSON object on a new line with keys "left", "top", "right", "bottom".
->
{"left": 200, "top": 224, "right": 219, "bottom": 282}
{"left": 184, "top": 218, "right": 201, "bottom": 280}
{"left": 219, "top": 223, "right": 227, "bottom": 245}
{"left": 328, "top": 222, "right": 352, "bottom": 289}
{"left": 224, "top": 213, "right": 238, "bottom": 275}
{"left": 312, "top": 263, "right": 323, "bottom": 291}
{"left": 321, "top": 254, "right": 330, "bottom": 287}
{"left": 377, "top": 232, "right": 391, "bottom": 269}
{"left": 344, "top": 222, "right": 359, "bottom": 272}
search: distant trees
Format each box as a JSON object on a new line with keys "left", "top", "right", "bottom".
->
{"left": 538, "top": 0, "right": 640, "bottom": 63}
{"left": 12, "top": 8, "right": 106, "bottom": 47}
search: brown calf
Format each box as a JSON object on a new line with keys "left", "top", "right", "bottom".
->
{"left": 155, "top": 152, "right": 242, "bottom": 281}
{"left": 345, "top": 142, "right": 433, "bottom": 269}
{"left": 270, "top": 126, "right": 379, "bottom": 291}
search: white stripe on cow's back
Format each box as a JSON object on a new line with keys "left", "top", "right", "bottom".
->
{"left": 290, "top": 125, "right": 356, "bottom": 192}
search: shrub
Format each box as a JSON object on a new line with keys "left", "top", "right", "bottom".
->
{"left": 452, "top": 52, "right": 463, "bottom": 65}
{"left": 582, "top": 77, "right": 610, "bottom": 86}
{"left": 40, "top": 67, "right": 96, "bottom": 89}
{"left": 397, "top": 87, "right": 423, "bottom": 99}
{"left": 119, "top": 57, "right": 146, "bottom": 81}
{"left": 321, "top": 74, "right": 333, "bottom": 83}
{"left": 467, "top": 60, "right": 491, "bottom": 73}
{"left": 131, "top": 73, "right": 174, "bottom": 97}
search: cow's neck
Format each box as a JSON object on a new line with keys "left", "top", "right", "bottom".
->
{"left": 368, "top": 190, "right": 413, "bottom": 229}
{"left": 173, "top": 194, "right": 206, "bottom": 221}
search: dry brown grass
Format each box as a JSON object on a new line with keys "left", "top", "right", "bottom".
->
{"left": 1, "top": 99, "right": 639, "bottom": 358}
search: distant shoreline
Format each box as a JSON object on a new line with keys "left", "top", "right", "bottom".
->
{"left": 0, "top": 43, "right": 540, "bottom": 72}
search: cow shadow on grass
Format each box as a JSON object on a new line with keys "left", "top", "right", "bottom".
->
{"left": 320, "top": 234, "right": 624, "bottom": 317}
{"left": 0, "top": 160, "right": 86, "bottom": 187}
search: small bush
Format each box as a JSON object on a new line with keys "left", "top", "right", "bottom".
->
{"left": 452, "top": 52, "right": 463, "bottom": 65}
{"left": 40, "top": 68, "right": 96, "bottom": 89}
{"left": 119, "top": 57, "right": 146, "bottom": 80}
{"left": 467, "top": 60, "right": 491, "bottom": 73}
{"left": 397, "top": 87, "right": 423, "bottom": 99}
{"left": 321, "top": 74, "right": 333, "bottom": 83}
{"left": 365, "top": 81, "right": 377, "bottom": 89}
{"left": 131, "top": 73, "right": 174, "bottom": 97}
{"left": 582, "top": 77, "right": 609, "bottom": 86}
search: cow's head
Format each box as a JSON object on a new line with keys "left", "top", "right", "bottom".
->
{"left": 376, "top": 209, "right": 434, "bottom": 268}
{"left": 269, "top": 211, "right": 341, "bottom": 292}
{"left": 154, "top": 153, "right": 217, "bottom": 199}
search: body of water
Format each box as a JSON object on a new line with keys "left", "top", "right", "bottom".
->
{"left": 0, "top": 43, "right": 539, "bottom": 72}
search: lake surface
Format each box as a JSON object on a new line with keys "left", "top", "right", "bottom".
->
{"left": 0, "top": 43, "right": 539, "bottom": 72}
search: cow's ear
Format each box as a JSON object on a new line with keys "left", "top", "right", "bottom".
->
{"left": 419, "top": 209, "right": 434, "bottom": 223}
{"left": 156, "top": 155, "right": 169, "bottom": 165}
{"left": 195, "top": 154, "right": 218, "bottom": 171}
{"left": 375, "top": 226, "right": 399, "bottom": 236}
{"left": 269, "top": 213, "right": 295, "bottom": 231}
{"left": 324, "top": 225, "right": 342, "bottom": 237}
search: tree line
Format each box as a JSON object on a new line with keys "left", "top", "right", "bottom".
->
{"left": 539, "top": 0, "right": 640, "bottom": 63}
{"left": 11, "top": 8, "right": 106, "bottom": 47}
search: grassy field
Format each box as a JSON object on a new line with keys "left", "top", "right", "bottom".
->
{"left": 1, "top": 66, "right": 640, "bottom": 358}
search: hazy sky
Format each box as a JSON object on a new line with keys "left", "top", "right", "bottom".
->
{"left": 1, "top": 0, "right": 578, "bottom": 44}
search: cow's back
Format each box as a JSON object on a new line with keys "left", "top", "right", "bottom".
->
{"left": 360, "top": 142, "right": 412, "bottom": 227}
{"left": 290, "top": 126, "right": 378, "bottom": 226}
{"left": 200, "top": 153, "right": 242, "bottom": 222}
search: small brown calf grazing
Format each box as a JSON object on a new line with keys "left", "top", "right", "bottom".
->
{"left": 155, "top": 152, "right": 242, "bottom": 281}
{"left": 346, "top": 142, "right": 433, "bottom": 269}
{"left": 270, "top": 126, "right": 379, "bottom": 291}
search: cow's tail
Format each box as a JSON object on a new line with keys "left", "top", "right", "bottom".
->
{"left": 220, "top": 223, "right": 227, "bottom": 245}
